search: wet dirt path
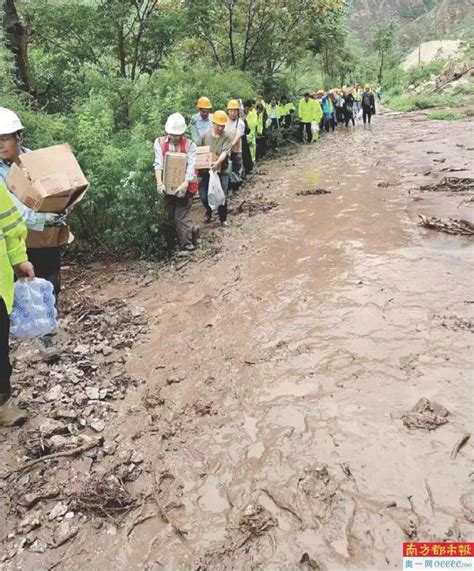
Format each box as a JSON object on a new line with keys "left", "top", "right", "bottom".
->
{"left": 4, "top": 113, "right": 474, "bottom": 570}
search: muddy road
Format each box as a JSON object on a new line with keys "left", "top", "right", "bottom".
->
{"left": 1, "top": 112, "right": 473, "bottom": 570}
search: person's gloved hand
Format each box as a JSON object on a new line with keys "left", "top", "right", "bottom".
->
{"left": 174, "top": 181, "right": 189, "bottom": 198}
{"left": 156, "top": 183, "right": 166, "bottom": 196}
{"left": 45, "top": 212, "right": 66, "bottom": 226}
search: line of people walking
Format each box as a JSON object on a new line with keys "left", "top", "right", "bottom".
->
{"left": 155, "top": 83, "right": 376, "bottom": 253}
{"left": 297, "top": 83, "right": 377, "bottom": 143}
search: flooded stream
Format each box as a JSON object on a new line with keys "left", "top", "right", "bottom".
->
{"left": 2, "top": 112, "right": 473, "bottom": 570}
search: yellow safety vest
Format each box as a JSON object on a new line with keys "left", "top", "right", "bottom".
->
{"left": 0, "top": 182, "right": 28, "bottom": 313}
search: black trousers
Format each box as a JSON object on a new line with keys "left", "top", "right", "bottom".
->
{"left": 0, "top": 298, "right": 12, "bottom": 394}
{"left": 256, "top": 135, "right": 267, "bottom": 159}
{"left": 27, "top": 246, "right": 62, "bottom": 301}
{"left": 344, "top": 110, "right": 355, "bottom": 127}
{"left": 362, "top": 106, "right": 372, "bottom": 124}
{"left": 298, "top": 122, "right": 312, "bottom": 143}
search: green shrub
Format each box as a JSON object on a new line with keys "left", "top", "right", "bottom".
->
{"left": 426, "top": 110, "right": 464, "bottom": 121}
{"left": 386, "top": 92, "right": 457, "bottom": 112}
{"left": 405, "top": 60, "right": 447, "bottom": 87}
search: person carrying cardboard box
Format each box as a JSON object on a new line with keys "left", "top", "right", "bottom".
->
{"left": 0, "top": 108, "right": 71, "bottom": 355}
{"left": 154, "top": 113, "right": 197, "bottom": 252}
{"left": 197, "top": 110, "right": 233, "bottom": 227}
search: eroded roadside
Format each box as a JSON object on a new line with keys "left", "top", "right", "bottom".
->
{"left": 1, "top": 112, "right": 473, "bottom": 571}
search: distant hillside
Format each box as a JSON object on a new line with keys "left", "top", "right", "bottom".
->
{"left": 349, "top": 0, "right": 474, "bottom": 50}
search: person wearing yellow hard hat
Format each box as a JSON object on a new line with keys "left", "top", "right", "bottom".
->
{"left": 241, "top": 100, "right": 255, "bottom": 175}
{"left": 197, "top": 110, "right": 233, "bottom": 227}
{"left": 225, "top": 100, "right": 245, "bottom": 191}
{"left": 353, "top": 83, "right": 362, "bottom": 119}
{"left": 361, "top": 84, "right": 376, "bottom": 125}
{"left": 190, "top": 96, "right": 213, "bottom": 144}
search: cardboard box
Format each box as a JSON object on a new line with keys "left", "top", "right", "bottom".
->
{"left": 26, "top": 225, "right": 73, "bottom": 249}
{"left": 7, "top": 144, "right": 89, "bottom": 213}
{"left": 164, "top": 152, "right": 187, "bottom": 195}
{"left": 195, "top": 146, "right": 212, "bottom": 170}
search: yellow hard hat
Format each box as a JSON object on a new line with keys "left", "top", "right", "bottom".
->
{"left": 212, "top": 110, "right": 228, "bottom": 126}
{"left": 227, "top": 99, "right": 240, "bottom": 110}
{"left": 197, "top": 96, "right": 212, "bottom": 109}
{"left": 316, "top": 89, "right": 325, "bottom": 96}
{"left": 365, "top": 84, "right": 370, "bottom": 89}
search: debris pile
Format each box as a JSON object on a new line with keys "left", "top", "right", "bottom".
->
{"left": 297, "top": 188, "right": 331, "bottom": 196}
{"left": 402, "top": 398, "right": 449, "bottom": 430}
{"left": 234, "top": 195, "right": 279, "bottom": 216}
{"left": 377, "top": 181, "right": 401, "bottom": 188}
{"left": 73, "top": 474, "right": 136, "bottom": 517}
{"left": 418, "top": 215, "right": 474, "bottom": 236}
{"left": 419, "top": 177, "right": 474, "bottom": 193}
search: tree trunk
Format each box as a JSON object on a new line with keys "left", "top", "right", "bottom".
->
{"left": 378, "top": 51, "right": 384, "bottom": 84}
{"left": 3, "top": 0, "right": 34, "bottom": 95}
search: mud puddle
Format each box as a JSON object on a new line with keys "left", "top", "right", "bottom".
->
{"left": 1, "top": 114, "right": 473, "bottom": 571}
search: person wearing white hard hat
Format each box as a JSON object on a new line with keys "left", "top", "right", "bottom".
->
{"left": 0, "top": 107, "right": 67, "bottom": 356}
{"left": 153, "top": 113, "right": 197, "bottom": 252}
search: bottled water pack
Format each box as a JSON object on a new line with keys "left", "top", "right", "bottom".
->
{"left": 10, "top": 278, "right": 58, "bottom": 339}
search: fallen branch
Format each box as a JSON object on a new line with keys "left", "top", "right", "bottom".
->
{"left": 451, "top": 433, "right": 471, "bottom": 460}
{"left": 2, "top": 438, "right": 102, "bottom": 479}
{"left": 418, "top": 215, "right": 474, "bottom": 236}
{"left": 433, "top": 66, "right": 474, "bottom": 93}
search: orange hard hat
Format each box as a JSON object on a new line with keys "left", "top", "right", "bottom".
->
{"left": 197, "top": 96, "right": 212, "bottom": 109}
{"left": 227, "top": 99, "right": 240, "bottom": 110}
{"left": 212, "top": 110, "right": 228, "bottom": 126}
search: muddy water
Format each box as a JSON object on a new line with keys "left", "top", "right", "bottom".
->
{"left": 10, "top": 114, "right": 474, "bottom": 570}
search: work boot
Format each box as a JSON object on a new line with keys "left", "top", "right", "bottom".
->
{"left": 0, "top": 400, "right": 27, "bottom": 427}
{"left": 204, "top": 213, "right": 212, "bottom": 224}
{"left": 0, "top": 390, "right": 11, "bottom": 407}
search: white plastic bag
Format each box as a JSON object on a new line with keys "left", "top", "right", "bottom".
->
{"left": 311, "top": 121, "right": 319, "bottom": 134}
{"left": 10, "top": 278, "right": 58, "bottom": 339}
{"left": 208, "top": 170, "right": 226, "bottom": 211}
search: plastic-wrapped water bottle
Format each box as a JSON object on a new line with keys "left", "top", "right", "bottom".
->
{"left": 10, "top": 278, "right": 58, "bottom": 339}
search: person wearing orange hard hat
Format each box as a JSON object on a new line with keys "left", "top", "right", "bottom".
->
{"left": 190, "top": 96, "right": 213, "bottom": 144}
{"left": 197, "top": 110, "right": 233, "bottom": 227}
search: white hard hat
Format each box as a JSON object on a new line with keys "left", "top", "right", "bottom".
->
{"left": 0, "top": 107, "right": 24, "bottom": 135}
{"left": 165, "top": 112, "right": 186, "bottom": 135}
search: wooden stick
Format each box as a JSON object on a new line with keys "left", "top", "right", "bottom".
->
{"left": 2, "top": 439, "right": 101, "bottom": 479}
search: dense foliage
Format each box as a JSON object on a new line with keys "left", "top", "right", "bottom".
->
{"left": 1, "top": 0, "right": 470, "bottom": 257}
